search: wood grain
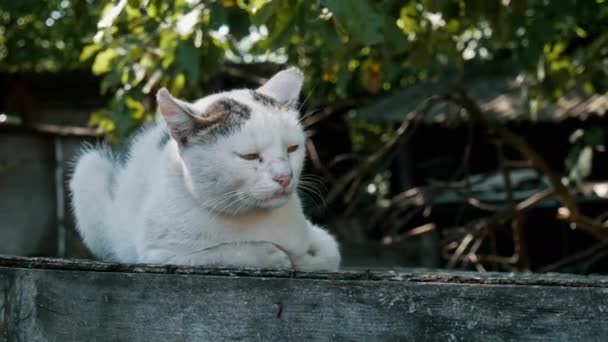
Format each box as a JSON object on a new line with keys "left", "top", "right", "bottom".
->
{"left": 1, "top": 256, "right": 608, "bottom": 341}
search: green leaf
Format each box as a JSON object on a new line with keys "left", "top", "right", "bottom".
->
{"left": 125, "top": 96, "right": 145, "bottom": 120}
{"left": 384, "top": 16, "right": 408, "bottom": 55}
{"left": 237, "top": 0, "right": 272, "bottom": 14}
{"left": 209, "top": 3, "right": 228, "bottom": 30}
{"left": 100, "top": 68, "right": 121, "bottom": 94}
{"left": 574, "top": 26, "right": 588, "bottom": 38}
{"left": 255, "top": 3, "right": 295, "bottom": 50}
{"left": 92, "top": 48, "right": 119, "bottom": 75}
{"left": 397, "top": 4, "right": 420, "bottom": 35}
{"left": 324, "top": 0, "right": 384, "bottom": 45}
{"left": 408, "top": 43, "right": 432, "bottom": 68}
{"left": 97, "top": 0, "right": 128, "bottom": 29}
{"left": 80, "top": 44, "right": 102, "bottom": 62}
{"left": 225, "top": 8, "right": 253, "bottom": 38}
{"left": 250, "top": 0, "right": 277, "bottom": 26}
{"left": 171, "top": 73, "right": 186, "bottom": 94}
{"left": 175, "top": 40, "right": 201, "bottom": 86}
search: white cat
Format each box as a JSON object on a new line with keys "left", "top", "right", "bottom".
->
{"left": 70, "top": 67, "right": 341, "bottom": 271}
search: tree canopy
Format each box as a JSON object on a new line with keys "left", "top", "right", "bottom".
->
{"left": 1, "top": 0, "right": 607, "bottom": 143}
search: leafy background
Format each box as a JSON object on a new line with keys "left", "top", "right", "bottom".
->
{"left": 2, "top": 0, "right": 606, "bottom": 142}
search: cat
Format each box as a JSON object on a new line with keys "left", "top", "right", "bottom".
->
{"left": 70, "top": 67, "right": 341, "bottom": 271}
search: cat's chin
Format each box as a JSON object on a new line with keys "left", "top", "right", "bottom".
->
{"left": 257, "top": 192, "right": 291, "bottom": 210}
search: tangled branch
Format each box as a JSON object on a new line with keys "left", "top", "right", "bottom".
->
{"left": 312, "top": 89, "right": 608, "bottom": 272}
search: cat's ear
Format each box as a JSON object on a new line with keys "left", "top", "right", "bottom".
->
{"left": 156, "top": 88, "right": 217, "bottom": 142}
{"left": 257, "top": 67, "right": 304, "bottom": 107}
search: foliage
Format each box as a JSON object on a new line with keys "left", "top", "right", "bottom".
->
{"left": 0, "top": 0, "right": 101, "bottom": 72}
{"left": 4, "top": 0, "right": 600, "bottom": 144}
{"left": 3, "top": 0, "right": 607, "bottom": 176}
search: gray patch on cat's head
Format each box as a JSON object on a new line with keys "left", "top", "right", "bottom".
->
{"left": 251, "top": 90, "right": 284, "bottom": 109}
{"left": 251, "top": 90, "right": 283, "bottom": 108}
{"left": 193, "top": 98, "right": 252, "bottom": 144}
{"left": 158, "top": 130, "right": 171, "bottom": 149}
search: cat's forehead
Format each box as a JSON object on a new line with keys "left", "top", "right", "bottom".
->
{"left": 190, "top": 89, "right": 300, "bottom": 143}
{"left": 192, "top": 89, "right": 291, "bottom": 113}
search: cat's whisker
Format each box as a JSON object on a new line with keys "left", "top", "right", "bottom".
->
{"left": 199, "top": 192, "right": 233, "bottom": 208}
{"left": 200, "top": 190, "right": 242, "bottom": 210}
{"left": 297, "top": 189, "right": 319, "bottom": 209}
{"left": 298, "top": 178, "right": 328, "bottom": 194}
{"left": 203, "top": 190, "right": 258, "bottom": 220}
{"left": 297, "top": 183, "right": 327, "bottom": 208}
{"left": 298, "top": 86, "right": 316, "bottom": 113}
{"left": 208, "top": 194, "right": 246, "bottom": 221}
{"left": 303, "top": 184, "right": 327, "bottom": 202}
{"left": 206, "top": 189, "right": 251, "bottom": 211}
{"left": 298, "top": 108, "right": 321, "bottom": 124}
{"left": 299, "top": 175, "right": 326, "bottom": 183}
{"left": 233, "top": 194, "right": 254, "bottom": 215}
{"left": 300, "top": 174, "right": 326, "bottom": 182}
{"left": 207, "top": 186, "right": 269, "bottom": 218}
{"left": 299, "top": 189, "right": 325, "bottom": 208}
{"left": 299, "top": 177, "right": 328, "bottom": 192}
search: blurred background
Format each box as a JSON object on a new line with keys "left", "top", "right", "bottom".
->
{"left": 1, "top": 0, "right": 608, "bottom": 273}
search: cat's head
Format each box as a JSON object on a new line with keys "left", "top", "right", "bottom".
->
{"left": 156, "top": 67, "right": 307, "bottom": 214}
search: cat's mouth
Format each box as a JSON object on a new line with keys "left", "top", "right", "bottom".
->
{"left": 261, "top": 188, "right": 293, "bottom": 206}
{"left": 270, "top": 190, "right": 289, "bottom": 200}
{"left": 254, "top": 188, "right": 293, "bottom": 209}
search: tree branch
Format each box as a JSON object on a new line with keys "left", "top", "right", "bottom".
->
{"left": 446, "top": 90, "right": 608, "bottom": 240}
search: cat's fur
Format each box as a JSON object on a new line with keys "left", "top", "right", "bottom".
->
{"left": 70, "top": 67, "right": 341, "bottom": 271}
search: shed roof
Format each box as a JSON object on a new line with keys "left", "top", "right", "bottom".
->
{"left": 354, "top": 75, "right": 608, "bottom": 124}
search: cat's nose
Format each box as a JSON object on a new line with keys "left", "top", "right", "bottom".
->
{"left": 273, "top": 175, "right": 292, "bottom": 188}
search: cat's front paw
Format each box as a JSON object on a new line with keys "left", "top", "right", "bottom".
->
{"left": 259, "top": 243, "right": 293, "bottom": 270}
{"left": 293, "top": 225, "right": 341, "bottom": 272}
{"left": 295, "top": 248, "right": 340, "bottom": 272}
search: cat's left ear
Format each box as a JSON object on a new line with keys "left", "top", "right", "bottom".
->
{"left": 257, "top": 67, "right": 304, "bottom": 107}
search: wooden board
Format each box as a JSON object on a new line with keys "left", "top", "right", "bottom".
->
{"left": 1, "top": 256, "right": 608, "bottom": 341}
{"left": 0, "top": 134, "right": 56, "bottom": 257}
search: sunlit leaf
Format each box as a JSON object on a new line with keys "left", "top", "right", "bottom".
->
{"left": 574, "top": 27, "right": 588, "bottom": 38}
{"left": 171, "top": 73, "right": 186, "bottom": 94}
{"left": 80, "top": 44, "right": 102, "bottom": 62}
{"left": 92, "top": 48, "right": 119, "bottom": 75}
{"left": 125, "top": 96, "right": 145, "bottom": 120}
{"left": 237, "top": 0, "right": 271, "bottom": 14}
{"left": 98, "top": 0, "right": 127, "bottom": 29}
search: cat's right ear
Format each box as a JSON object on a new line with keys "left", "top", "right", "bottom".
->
{"left": 157, "top": 88, "right": 218, "bottom": 144}
{"left": 157, "top": 88, "right": 196, "bottom": 142}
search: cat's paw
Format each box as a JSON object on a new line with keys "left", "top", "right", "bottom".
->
{"left": 295, "top": 249, "right": 340, "bottom": 272}
{"left": 259, "top": 243, "right": 293, "bottom": 270}
{"left": 293, "top": 225, "right": 341, "bottom": 272}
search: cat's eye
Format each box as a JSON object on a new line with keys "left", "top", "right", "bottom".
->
{"left": 238, "top": 153, "right": 261, "bottom": 161}
{"left": 287, "top": 145, "right": 299, "bottom": 153}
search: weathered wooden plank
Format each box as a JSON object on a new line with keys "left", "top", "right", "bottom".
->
{"left": 0, "top": 134, "right": 57, "bottom": 257}
{"left": 1, "top": 256, "right": 608, "bottom": 341}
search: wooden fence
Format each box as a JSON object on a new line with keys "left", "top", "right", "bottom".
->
{"left": 0, "top": 125, "right": 96, "bottom": 259}
{"left": 1, "top": 255, "right": 607, "bottom": 341}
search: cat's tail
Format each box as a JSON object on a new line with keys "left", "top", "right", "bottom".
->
{"left": 69, "top": 146, "right": 117, "bottom": 261}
